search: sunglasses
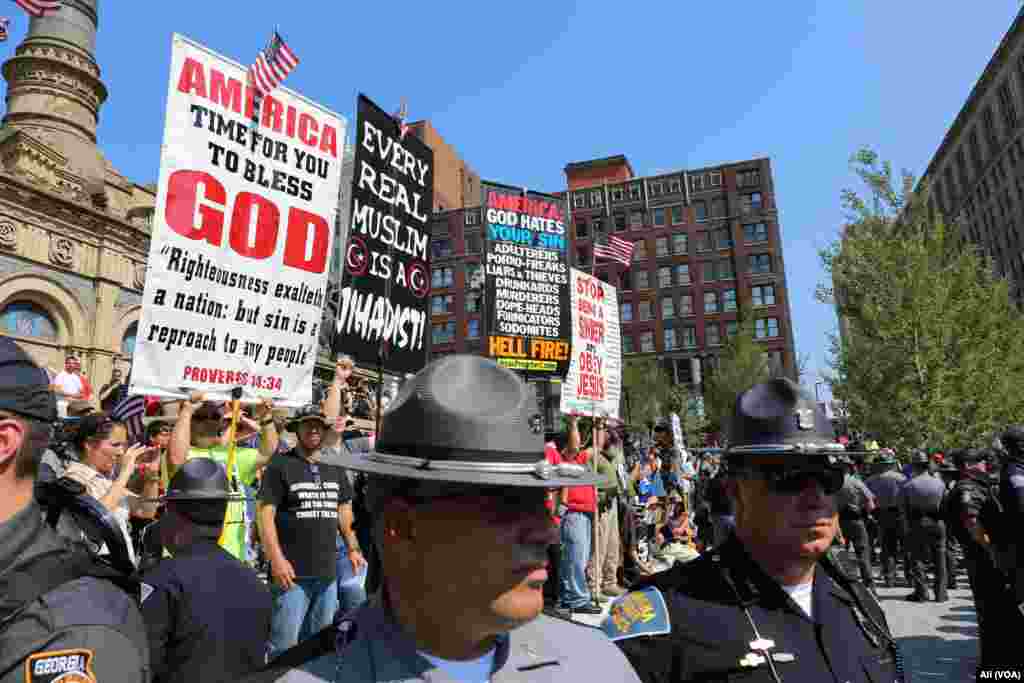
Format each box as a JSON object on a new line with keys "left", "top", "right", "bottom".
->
{"left": 740, "top": 466, "right": 845, "bottom": 496}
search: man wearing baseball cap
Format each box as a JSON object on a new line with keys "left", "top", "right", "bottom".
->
{"left": 247, "top": 355, "right": 641, "bottom": 682}
{"left": 0, "top": 338, "right": 150, "bottom": 682}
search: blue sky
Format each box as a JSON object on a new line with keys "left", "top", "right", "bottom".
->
{"left": 19, "top": 1, "right": 1020, "bottom": 391}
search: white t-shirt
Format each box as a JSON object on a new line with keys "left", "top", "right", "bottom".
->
{"left": 54, "top": 371, "right": 83, "bottom": 398}
{"left": 420, "top": 648, "right": 496, "bottom": 683}
{"left": 781, "top": 580, "right": 814, "bottom": 619}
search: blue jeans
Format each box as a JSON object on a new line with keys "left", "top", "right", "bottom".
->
{"left": 267, "top": 577, "right": 338, "bottom": 660}
{"left": 559, "top": 511, "right": 592, "bottom": 608}
{"left": 336, "top": 536, "right": 367, "bottom": 616}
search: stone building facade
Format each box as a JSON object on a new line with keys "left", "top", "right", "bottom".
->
{"left": 0, "top": 1, "right": 155, "bottom": 390}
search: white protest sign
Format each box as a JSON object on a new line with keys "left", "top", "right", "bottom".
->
{"left": 131, "top": 35, "right": 345, "bottom": 405}
{"left": 560, "top": 268, "right": 621, "bottom": 419}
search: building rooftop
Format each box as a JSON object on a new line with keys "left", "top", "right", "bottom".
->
{"left": 564, "top": 154, "right": 634, "bottom": 176}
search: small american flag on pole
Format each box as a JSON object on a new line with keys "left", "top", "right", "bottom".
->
{"left": 13, "top": 0, "right": 60, "bottom": 17}
{"left": 110, "top": 394, "right": 146, "bottom": 447}
{"left": 248, "top": 30, "right": 299, "bottom": 97}
{"left": 594, "top": 234, "right": 634, "bottom": 266}
{"left": 393, "top": 99, "right": 410, "bottom": 140}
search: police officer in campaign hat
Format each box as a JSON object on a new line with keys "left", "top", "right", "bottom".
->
{"left": 865, "top": 452, "right": 908, "bottom": 588}
{"left": 903, "top": 449, "right": 948, "bottom": 602}
{"left": 243, "top": 355, "right": 642, "bottom": 682}
{"left": 139, "top": 457, "right": 272, "bottom": 683}
{"left": 605, "top": 377, "right": 901, "bottom": 683}
{"left": 0, "top": 337, "right": 151, "bottom": 682}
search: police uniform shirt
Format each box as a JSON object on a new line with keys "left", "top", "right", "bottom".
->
{"left": 902, "top": 472, "right": 946, "bottom": 514}
{"left": 834, "top": 474, "right": 874, "bottom": 516}
{"left": 0, "top": 500, "right": 150, "bottom": 683}
{"left": 140, "top": 538, "right": 272, "bottom": 683}
{"left": 865, "top": 470, "right": 907, "bottom": 509}
{"left": 605, "top": 535, "right": 898, "bottom": 682}
{"left": 242, "top": 591, "right": 642, "bottom": 682}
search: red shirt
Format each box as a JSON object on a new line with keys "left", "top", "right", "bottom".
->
{"left": 544, "top": 443, "right": 562, "bottom": 524}
{"left": 564, "top": 449, "right": 596, "bottom": 514}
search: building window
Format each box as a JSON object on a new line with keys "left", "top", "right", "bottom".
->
{"left": 702, "top": 261, "right": 716, "bottom": 282}
{"left": 432, "top": 239, "right": 453, "bottom": 259}
{"left": 711, "top": 197, "right": 727, "bottom": 218}
{"left": 432, "top": 267, "right": 455, "bottom": 288}
{"left": 577, "top": 246, "right": 590, "bottom": 267}
{"left": 669, "top": 179, "right": 682, "bottom": 193}
{"left": 621, "top": 269, "right": 633, "bottom": 290}
{"left": 717, "top": 258, "right": 735, "bottom": 280}
{"left": 1000, "top": 80, "right": 1018, "bottom": 130}
{"left": 614, "top": 213, "right": 627, "bottom": 231}
{"left": 742, "top": 192, "right": 763, "bottom": 214}
{"left": 694, "top": 200, "right": 707, "bottom": 221}
{"left": 661, "top": 296, "right": 675, "bottom": 319}
{"left": 749, "top": 253, "right": 772, "bottom": 274}
{"left": 709, "top": 171, "right": 722, "bottom": 187}
{"left": 706, "top": 323, "right": 721, "bottom": 346}
{"left": 723, "top": 288, "right": 737, "bottom": 311}
{"left": 1, "top": 301, "right": 57, "bottom": 340}
{"left": 466, "top": 318, "right": 481, "bottom": 339}
{"left": 755, "top": 317, "right": 780, "bottom": 338}
{"left": 623, "top": 336, "right": 634, "bottom": 354}
{"left": 743, "top": 222, "right": 769, "bottom": 243}
{"left": 983, "top": 106, "right": 1000, "bottom": 156}
{"left": 649, "top": 180, "right": 663, "bottom": 196}
{"left": 120, "top": 321, "right": 138, "bottom": 356}
{"left": 671, "top": 205, "right": 684, "bottom": 224}
{"left": 737, "top": 169, "right": 761, "bottom": 187}
{"left": 431, "top": 294, "right": 454, "bottom": 315}
{"left": 664, "top": 328, "right": 677, "bottom": 350}
{"left": 591, "top": 190, "right": 603, "bottom": 206}
{"left": 969, "top": 129, "right": 983, "bottom": 175}
{"left": 658, "top": 266, "right": 672, "bottom": 288}
{"left": 691, "top": 174, "right": 704, "bottom": 192}
{"left": 611, "top": 187, "right": 624, "bottom": 201}
{"left": 674, "top": 263, "right": 690, "bottom": 285}
{"left": 465, "top": 290, "right": 482, "bottom": 313}
{"left": 679, "top": 293, "right": 694, "bottom": 315}
{"left": 432, "top": 321, "right": 456, "bottom": 345}
{"left": 715, "top": 228, "right": 733, "bottom": 249}
{"left": 634, "top": 240, "right": 648, "bottom": 261}
{"left": 656, "top": 237, "right": 669, "bottom": 257}
{"left": 637, "top": 269, "right": 650, "bottom": 290}
{"left": 466, "top": 263, "right": 483, "bottom": 290}
{"left": 573, "top": 193, "right": 585, "bottom": 208}
{"left": 672, "top": 233, "right": 688, "bottom": 254}
{"left": 630, "top": 210, "right": 644, "bottom": 228}
{"left": 640, "top": 331, "right": 655, "bottom": 352}
{"left": 465, "top": 210, "right": 480, "bottom": 226}
{"left": 653, "top": 207, "right": 666, "bottom": 226}
{"left": 621, "top": 302, "right": 633, "bottom": 322}
{"left": 726, "top": 320, "right": 738, "bottom": 338}
{"left": 592, "top": 218, "right": 604, "bottom": 235}
{"left": 696, "top": 231, "right": 711, "bottom": 252}
{"left": 575, "top": 219, "right": 589, "bottom": 239}
{"left": 682, "top": 325, "right": 697, "bottom": 348}
{"left": 629, "top": 184, "right": 642, "bottom": 200}
{"left": 704, "top": 291, "right": 720, "bottom": 313}
{"left": 639, "top": 300, "right": 653, "bottom": 321}
{"left": 465, "top": 233, "right": 482, "bottom": 254}
{"left": 752, "top": 284, "right": 776, "bottom": 306}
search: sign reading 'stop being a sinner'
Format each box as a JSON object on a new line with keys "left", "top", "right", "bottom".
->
{"left": 334, "top": 94, "right": 434, "bottom": 374}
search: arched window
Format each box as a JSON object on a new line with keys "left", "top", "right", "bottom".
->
{"left": 0, "top": 301, "right": 57, "bottom": 340}
{"left": 121, "top": 321, "right": 138, "bottom": 357}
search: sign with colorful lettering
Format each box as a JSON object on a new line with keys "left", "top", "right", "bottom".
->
{"left": 560, "top": 268, "right": 621, "bottom": 418}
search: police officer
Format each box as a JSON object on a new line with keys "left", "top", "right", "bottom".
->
{"left": 865, "top": 453, "right": 908, "bottom": 587}
{"left": 902, "top": 450, "right": 948, "bottom": 602}
{"left": 243, "top": 355, "right": 642, "bottom": 682}
{"left": 139, "top": 457, "right": 272, "bottom": 682}
{"left": 0, "top": 337, "right": 150, "bottom": 682}
{"left": 834, "top": 456, "right": 877, "bottom": 590}
{"left": 605, "top": 378, "right": 901, "bottom": 682}
{"left": 996, "top": 426, "right": 1024, "bottom": 631}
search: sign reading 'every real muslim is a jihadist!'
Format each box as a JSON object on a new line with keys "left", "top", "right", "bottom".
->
{"left": 131, "top": 35, "right": 345, "bottom": 405}
{"left": 482, "top": 182, "right": 571, "bottom": 375}
{"left": 333, "top": 94, "right": 434, "bottom": 375}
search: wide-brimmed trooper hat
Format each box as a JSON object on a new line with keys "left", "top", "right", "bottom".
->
{"left": 725, "top": 377, "right": 844, "bottom": 468}
{"left": 321, "top": 355, "right": 602, "bottom": 488}
{"left": 149, "top": 457, "right": 250, "bottom": 504}
{"left": 286, "top": 404, "right": 331, "bottom": 432}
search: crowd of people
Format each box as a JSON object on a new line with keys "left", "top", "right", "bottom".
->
{"left": 2, "top": 339, "right": 1023, "bottom": 681}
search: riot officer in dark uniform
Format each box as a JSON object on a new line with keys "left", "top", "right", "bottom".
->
{"left": 139, "top": 457, "right": 272, "bottom": 683}
{"left": 605, "top": 378, "right": 902, "bottom": 682}
{"left": 902, "top": 450, "right": 948, "bottom": 602}
{"left": 996, "top": 427, "right": 1024, "bottom": 633}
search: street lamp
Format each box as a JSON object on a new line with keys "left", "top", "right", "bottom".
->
{"left": 814, "top": 381, "right": 825, "bottom": 403}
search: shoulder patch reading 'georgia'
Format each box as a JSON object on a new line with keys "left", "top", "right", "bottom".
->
{"left": 25, "top": 648, "right": 96, "bottom": 683}
{"left": 600, "top": 586, "right": 672, "bottom": 642}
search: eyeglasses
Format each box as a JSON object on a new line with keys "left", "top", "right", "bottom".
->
{"left": 740, "top": 466, "right": 845, "bottom": 496}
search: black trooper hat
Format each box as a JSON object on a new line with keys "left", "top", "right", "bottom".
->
{"left": 0, "top": 337, "right": 56, "bottom": 422}
{"left": 321, "top": 355, "right": 602, "bottom": 488}
{"left": 1002, "top": 425, "right": 1024, "bottom": 458}
{"left": 158, "top": 457, "right": 249, "bottom": 503}
{"left": 286, "top": 404, "right": 330, "bottom": 432}
{"left": 910, "top": 450, "right": 930, "bottom": 465}
{"left": 725, "top": 377, "right": 844, "bottom": 468}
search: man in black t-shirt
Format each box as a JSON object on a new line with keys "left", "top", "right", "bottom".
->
{"left": 258, "top": 405, "right": 360, "bottom": 660}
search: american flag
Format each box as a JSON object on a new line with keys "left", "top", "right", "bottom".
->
{"left": 110, "top": 394, "right": 146, "bottom": 447}
{"left": 0, "top": 18, "right": 9, "bottom": 42}
{"left": 594, "top": 234, "right": 634, "bottom": 266}
{"left": 393, "top": 100, "right": 410, "bottom": 140}
{"left": 13, "top": 0, "right": 60, "bottom": 17}
{"left": 248, "top": 31, "right": 299, "bottom": 97}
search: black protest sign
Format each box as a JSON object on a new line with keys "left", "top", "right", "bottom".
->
{"left": 334, "top": 94, "right": 434, "bottom": 374}
{"left": 482, "top": 182, "right": 571, "bottom": 376}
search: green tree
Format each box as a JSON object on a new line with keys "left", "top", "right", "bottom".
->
{"left": 817, "top": 149, "right": 1024, "bottom": 450}
{"left": 622, "top": 358, "right": 676, "bottom": 427}
{"left": 702, "top": 319, "right": 773, "bottom": 438}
